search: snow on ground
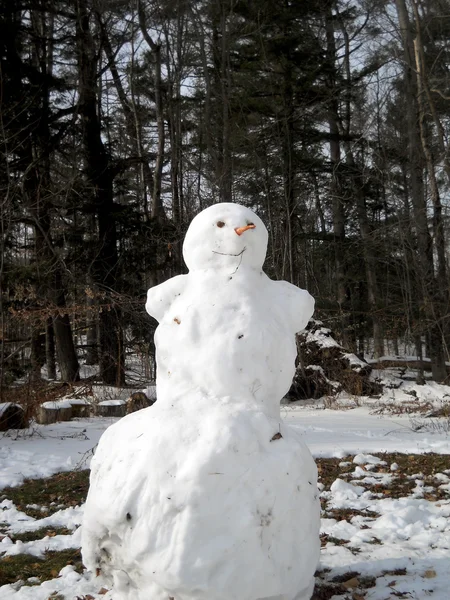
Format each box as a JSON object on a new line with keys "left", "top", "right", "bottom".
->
{"left": 1, "top": 513, "right": 82, "bottom": 559}
{"left": 1, "top": 406, "right": 450, "bottom": 599}
{"left": 0, "top": 418, "right": 113, "bottom": 489}
{"left": 0, "top": 567, "right": 101, "bottom": 600}
{"left": 319, "top": 461, "right": 450, "bottom": 599}
{"left": 284, "top": 406, "right": 450, "bottom": 456}
{"left": 1, "top": 407, "right": 449, "bottom": 491}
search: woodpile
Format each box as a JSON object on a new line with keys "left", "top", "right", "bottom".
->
{"left": 126, "top": 392, "right": 155, "bottom": 414}
{"left": 288, "top": 320, "right": 383, "bottom": 401}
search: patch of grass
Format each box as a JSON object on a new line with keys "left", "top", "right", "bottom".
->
{"left": 324, "top": 507, "right": 380, "bottom": 521}
{"left": 313, "top": 571, "right": 376, "bottom": 599}
{"left": 316, "top": 457, "right": 354, "bottom": 490}
{"left": 359, "top": 575, "right": 377, "bottom": 588}
{"left": 9, "top": 527, "right": 73, "bottom": 543}
{"left": 317, "top": 452, "right": 450, "bottom": 501}
{"left": 320, "top": 534, "right": 349, "bottom": 547}
{"left": 366, "top": 536, "right": 382, "bottom": 545}
{"left": 311, "top": 582, "right": 347, "bottom": 599}
{"left": 331, "top": 571, "right": 360, "bottom": 584}
{"left": 1, "top": 470, "right": 90, "bottom": 518}
{"left": 382, "top": 567, "right": 407, "bottom": 577}
{"left": 376, "top": 452, "right": 450, "bottom": 479}
{"left": 364, "top": 452, "right": 450, "bottom": 500}
{"left": 0, "top": 548, "right": 82, "bottom": 586}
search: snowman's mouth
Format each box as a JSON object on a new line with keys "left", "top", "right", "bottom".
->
{"left": 212, "top": 247, "right": 246, "bottom": 258}
{"left": 212, "top": 247, "right": 246, "bottom": 273}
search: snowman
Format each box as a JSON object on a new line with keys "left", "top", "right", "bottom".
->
{"left": 81, "top": 203, "right": 320, "bottom": 600}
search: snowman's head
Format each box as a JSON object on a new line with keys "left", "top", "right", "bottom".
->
{"left": 183, "top": 203, "right": 268, "bottom": 271}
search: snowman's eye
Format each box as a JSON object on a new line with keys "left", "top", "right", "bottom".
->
{"left": 217, "top": 221, "right": 225, "bottom": 228}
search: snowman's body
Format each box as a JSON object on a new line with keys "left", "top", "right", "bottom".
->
{"left": 153, "top": 268, "right": 308, "bottom": 418}
{"left": 82, "top": 203, "right": 320, "bottom": 600}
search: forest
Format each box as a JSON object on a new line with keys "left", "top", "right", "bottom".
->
{"left": 1, "top": 0, "right": 449, "bottom": 392}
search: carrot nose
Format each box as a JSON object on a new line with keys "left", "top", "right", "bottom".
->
{"left": 234, "top": 224, "right": 256, "bottom": 236}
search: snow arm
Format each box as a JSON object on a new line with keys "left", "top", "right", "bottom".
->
{"left": 275, "top": 280, "right": 315, "bottom": 333}
{"left": 145, "top": 275, "right": 188, "bottom": 323}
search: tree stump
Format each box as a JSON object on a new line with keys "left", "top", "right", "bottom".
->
{"left": 69, "top": 399, "right": 93, "bottom": 418}
{"left": 0, "top": 403, "right": 28, "bottom": 431}
{"left": 96, "top": 401, "right": 127, "bottom": 418}
{"left": 36, "top": 401, "right": 73, "bottom": 424}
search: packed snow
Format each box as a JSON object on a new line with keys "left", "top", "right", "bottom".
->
{"left": 82, "top": 203, "right": 319, "bottom": 600}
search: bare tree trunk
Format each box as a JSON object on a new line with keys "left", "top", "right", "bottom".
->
{"left": 163, "top": 15, "right": 185, "bottom": 274}
{"left": 138, "top": 0, "right": 165, "bottom": 219}
{"left": 33, "top": 223, "right": 80, "bottom": 381}
{"left": 97, "top": 13, "right": 155, "bottom": 219}
{"left": 312, "top": 173, "right": 326, "bottom": 234}
{"left": 415, "top": 334, "right": 425, "bottom": 385}
{"left": 190, "top": 2, "right": 215, "bottom": 188}
{"left": 76, "top": 0, "right": 124, "bottom": 386}
{"left": 85, "top": 318, "right": 98, "bottom": 366}
{"left": 46, "top": 317, "right": 56, "bottom": 380}
{"left": 397, "top": 165, "right": 424, "bottom": 383}
{"left": 211, "top": 2, "right": 232, "bottom": 202}
{"left": 26, "top": 5, "right": 80, "bottom": 382}
{"left": 411, "top": 0, "right": 450, "bottom": 185}
{"left": 31, "top": 328, "right": 45, "bottom": 383}
{"left": 337, "top": 9, "right": 384, "bottom": 358}
{"left": 85, "top": 224, "right": 98, "bottom": 366}
{"left": 85, "top": 283, "right": 98, "bottom": 367}
{"left": 394, "top": 0, "right": 447, "bottom": 382}
{"left": 325, "top": 7, "right": 354, "bottom": 352}
{"left": 411, "top": 13, "right": 449, "bottom": 377}
{"left": 219, "top": 2, "right": 232, "bottom": 203}
{"left": 281, "top": 64, "right": 295, "bottom": 284}
{"left": 413, "top": 38, "right": 447, "bottom": 285}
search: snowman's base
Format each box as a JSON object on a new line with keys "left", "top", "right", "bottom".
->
{"left": 82, "top": 398, "right": 319, "bottom": 600}
{"left": 105, "top": 579, "right": 314, "bottom": 600}
{"left": 109, "top": 588, "right": 315, "bottom": 600}
{"left": 264, "top": 581, "right": 314, "bottom": 600}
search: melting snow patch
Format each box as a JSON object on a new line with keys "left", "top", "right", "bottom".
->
{"left": 353, "top": 453, "right": 386, "bottom": 465}
{"left": 330, "top": 479, "right": 366, "bottom": 502}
